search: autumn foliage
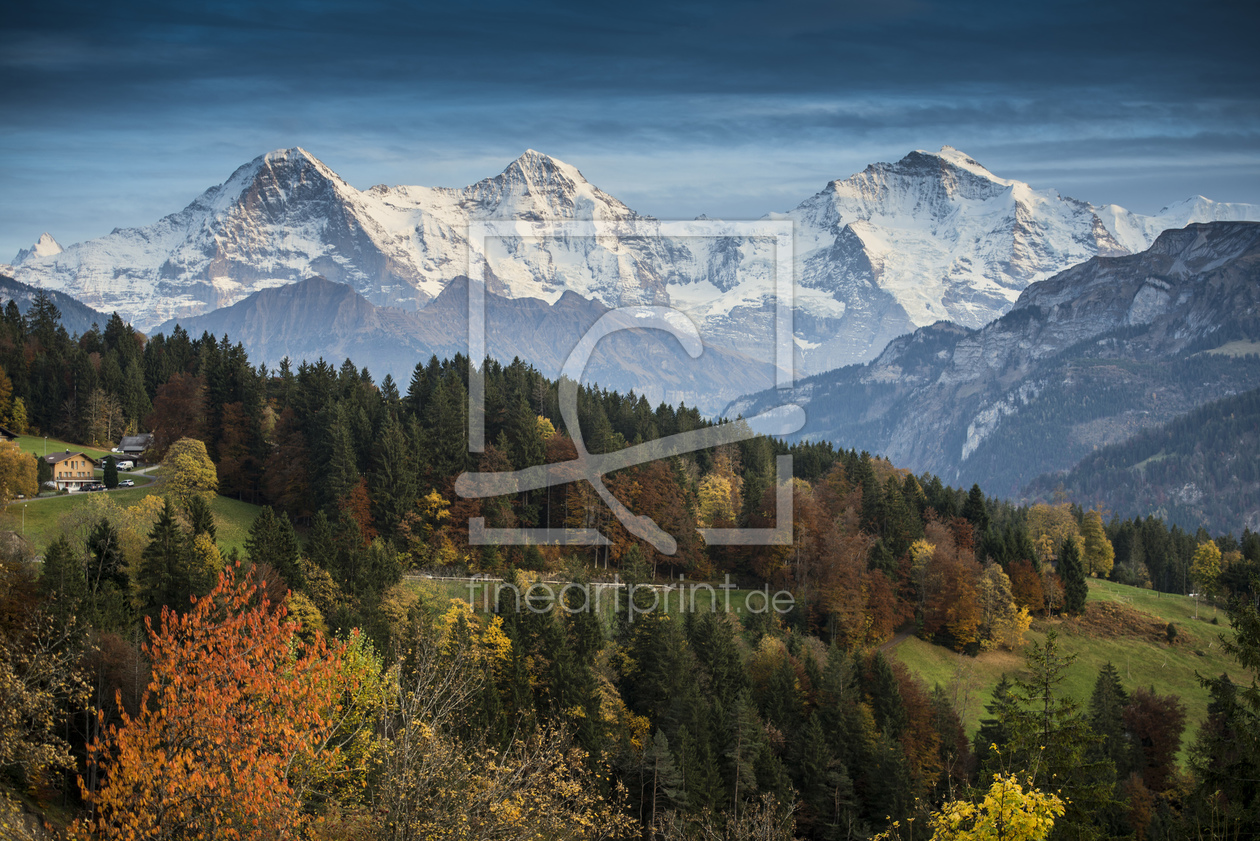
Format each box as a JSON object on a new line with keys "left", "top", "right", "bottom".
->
{"left": 71, "top": 564, "right": 366, "bottom": 840}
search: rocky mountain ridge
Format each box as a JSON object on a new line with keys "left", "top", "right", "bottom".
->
{"left": 726, "top": 221, "right": 1260, "bottom": 494}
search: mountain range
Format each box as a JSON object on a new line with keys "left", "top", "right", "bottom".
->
{"left": 153, "top": 276, "right": 776, "bottom": 408}
{"left": 7, "top": 146, "right": 1259, "bottom": 407}
{"left": 726, "top": 221, "right": 1260, "bottom": 497}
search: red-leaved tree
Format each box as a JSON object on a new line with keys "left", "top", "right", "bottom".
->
{"left": 72, "top": 564, "right": 368, "bottom": 840}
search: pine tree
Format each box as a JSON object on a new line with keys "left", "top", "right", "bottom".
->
{"left": 246, "top": 506, "right": 303, "bottom": 589}
{"left": 721, "top": 691, "right": 766, "bottom": 818}
{"left": 183, "top": 494, "right": 217, "bottom": 542}
{"left": 325, "top": 405, "right": 360, "bottom": 508}
{"left": 643, "top": 729, "right": 685, "bottom": 827}
{"left": 38, "top": 534, "right": 86, "bottom": 623}
{"left": 137, "top": 498, "right": 188, "bottom": 615}
{"left": 1010, "top": 631, "right": 1115, "bottom": 837}
{"left": 86, "top": 517, "right": 127, "bottom": 594}
{"left": 369, "top": 413, "right": 418, "bottom": 539}
{"left": 1059, "top": 537, "right": 1088, "bottom": 615}
{"left": 1089, "top": 662, "right": 1131, "bottom": 779}
{"left": 974, "top": 673, "right": 1018, "bottom": 766}
{"left": 866, "top": 652, "right": 908, "bottom": 739}
{"left": 798, "top": 714, "right": 842, "bottom": 836}
{"left": 103, "top": 455, "right": 119, "bottom": 489}
{"left": 305, "top": 510, "right": 337, "bottom": 571}
{"left": 962, "top": 483, "right": 990, "bottom": 534}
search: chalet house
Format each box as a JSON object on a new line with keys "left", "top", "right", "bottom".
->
{"left": 0, "top": 425, "right": 18, "bottom": 442}
{"left": 46, "top": 451, "right": 99, "bottom": 492}
{"left": 118, "top": 433, "right": 154, "bottom": 459}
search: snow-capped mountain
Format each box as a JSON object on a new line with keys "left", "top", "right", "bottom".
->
{"left": 13, "top": 232, "right": 63, "bottom": 264}
{"left": 9, "top": 146, "right": 1260, "bottom": 380}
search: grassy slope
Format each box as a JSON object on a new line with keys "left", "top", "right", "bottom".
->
{"left": 889, "top": 578, "right": 1239, "bottom": 763}
{"left": 2, "top": 489, "right": 262, "bottom": 556}
{"left": 12, "top": 434, "right": 115, "bottom": 461}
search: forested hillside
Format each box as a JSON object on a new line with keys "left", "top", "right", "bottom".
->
{"left": 1026, "top": 385, "right": 1260, "bottom": 534}
{"left": 2, "top": 295, "right": 1260, "bottom": 839}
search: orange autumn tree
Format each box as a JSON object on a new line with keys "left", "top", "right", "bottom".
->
{"left": 72, "top": 564, "right": 371, "bottom": 840}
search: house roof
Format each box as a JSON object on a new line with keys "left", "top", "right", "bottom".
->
{"left": 118, "top": 433, "right": 153, "bottom": 451}
{"left": 0, "top": 425, "right": 18, "bottom": 440}
{"left": 46, "top": 450, "right": 99, "bottom": 466}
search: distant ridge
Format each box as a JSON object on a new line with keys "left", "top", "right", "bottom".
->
{"left": 154, "top": 276, "right": 777, "bottom": 413}
{"left": 1024, "top": 385, "right": 1260, "bottom": 534}
{"left": 0, "top": 272, "right": 110, "bottom": 337}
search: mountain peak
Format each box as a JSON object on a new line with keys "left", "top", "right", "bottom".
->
{"left": 934, "top": 145, "right": 999, "bottom": 178}
{"left": 13, "top": 232, "right": 63, "bottom": 264}
{"left": 501, "top": 149, "right": 588, "bottom": 185}
{"left": 894, "top": 146, "right": 1003, "bottom": 182}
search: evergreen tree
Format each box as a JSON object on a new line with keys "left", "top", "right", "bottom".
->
{"left": 974, "top": 673, "right": 1018, "bottom": 765}
{"left": 325, "top": 405, "right": 360, "bottom": 508}
{"left": 1190, "top": 595, "right": 1260, "bottom": 835}
{"left": 865, "top": 652, "right": 908, "bottom": 739}
{"left": 245, "top": 505, "right": 304, "bottom": 589}
{"left": 1060, "top": 537, "right": 1088, "bottom": 615}
{"left": 798, "top": 713, "right": 854, "bottom": 839}
{"left": 137, "top": 498, "right": 188, "bottom": 615}
{"left": 1009, "top": 630, "right": 1115, "bottom": 838}
{"left": 38, "top": 534, "right": 86, "bottom": 623}
{"left": 1089, "top": 662, "right": 1132, "bottom": 779}
{"left": 86, "top": 517, "right": 127, "bottom": 594}
{"left": 962, "top": 483, "right": 990, "bottom": 534}
{"left": 721, "top": 691, "right": 766, "bottom": 817}
{"left": 369, "top": 413, "right": 419, "bottom": 539}
{"left": 183, "top": 494, "right": 216, "bottom": 542}
{"left": 103, "top": 455, "right": 118, "bottom": 489}
{"left": 305, "top": 510, "right": 337, "bottom": 571}
{"left": 642, "top": 729, "right": 685, "bottom": 827}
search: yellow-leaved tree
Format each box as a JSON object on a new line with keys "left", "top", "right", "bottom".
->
{"left": 1080, "top": 509, "right": 1114, "bottom": 578}
{"left": 1027, "top": 503, "right": 1083, "bottom": 570}
{"left": 925, "top": 773, "right": 1064, "bottom": 840}
{"left": 0, "top": 440, "right": 37, "bottom": 504}
{"left": 977, "top": 562, "right": 1031, "bottom": 651}
{"left": 159, "top": 437, "right": 218, "bottom": 504}
{"left": 1191, "top": 540, "right": 1223, "bottom": 619}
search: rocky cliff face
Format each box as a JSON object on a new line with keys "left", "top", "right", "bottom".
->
{"left": 726, "top": 222, "right": 1260, "bottom": 494}
{"left": 8, "top": 147, "right": 1259, "bottom": 386}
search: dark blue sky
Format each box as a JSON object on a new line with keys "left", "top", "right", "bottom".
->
{"left": 3, "top": 0, "right": 1258, "bottom": 260}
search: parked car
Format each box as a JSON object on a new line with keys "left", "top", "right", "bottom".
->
{"left": 84, "top": 483, "right": 105, "bottom": 492}
{"left": 119, "top": 479, "right": 134, "bottom": 488}
{"left": 116, "top": 460, "right": 134, "bottom": 470}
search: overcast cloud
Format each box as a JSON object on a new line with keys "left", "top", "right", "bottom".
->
{"left": 2, "top": 0, "right": 1258, "bottom": 259}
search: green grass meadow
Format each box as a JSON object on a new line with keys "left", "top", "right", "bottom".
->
{"left": 889, "top": 578, "right": 1239, "bottom": 763}
{"left": 3, "top": 488, "right": 263, "bottom": 556}
{"left": 12, "top": 434, "right": 116, "bottom": 462}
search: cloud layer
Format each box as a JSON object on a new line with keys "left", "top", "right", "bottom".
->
{"left": 2, "top": 0, "right": 1258, "bottom": 260}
